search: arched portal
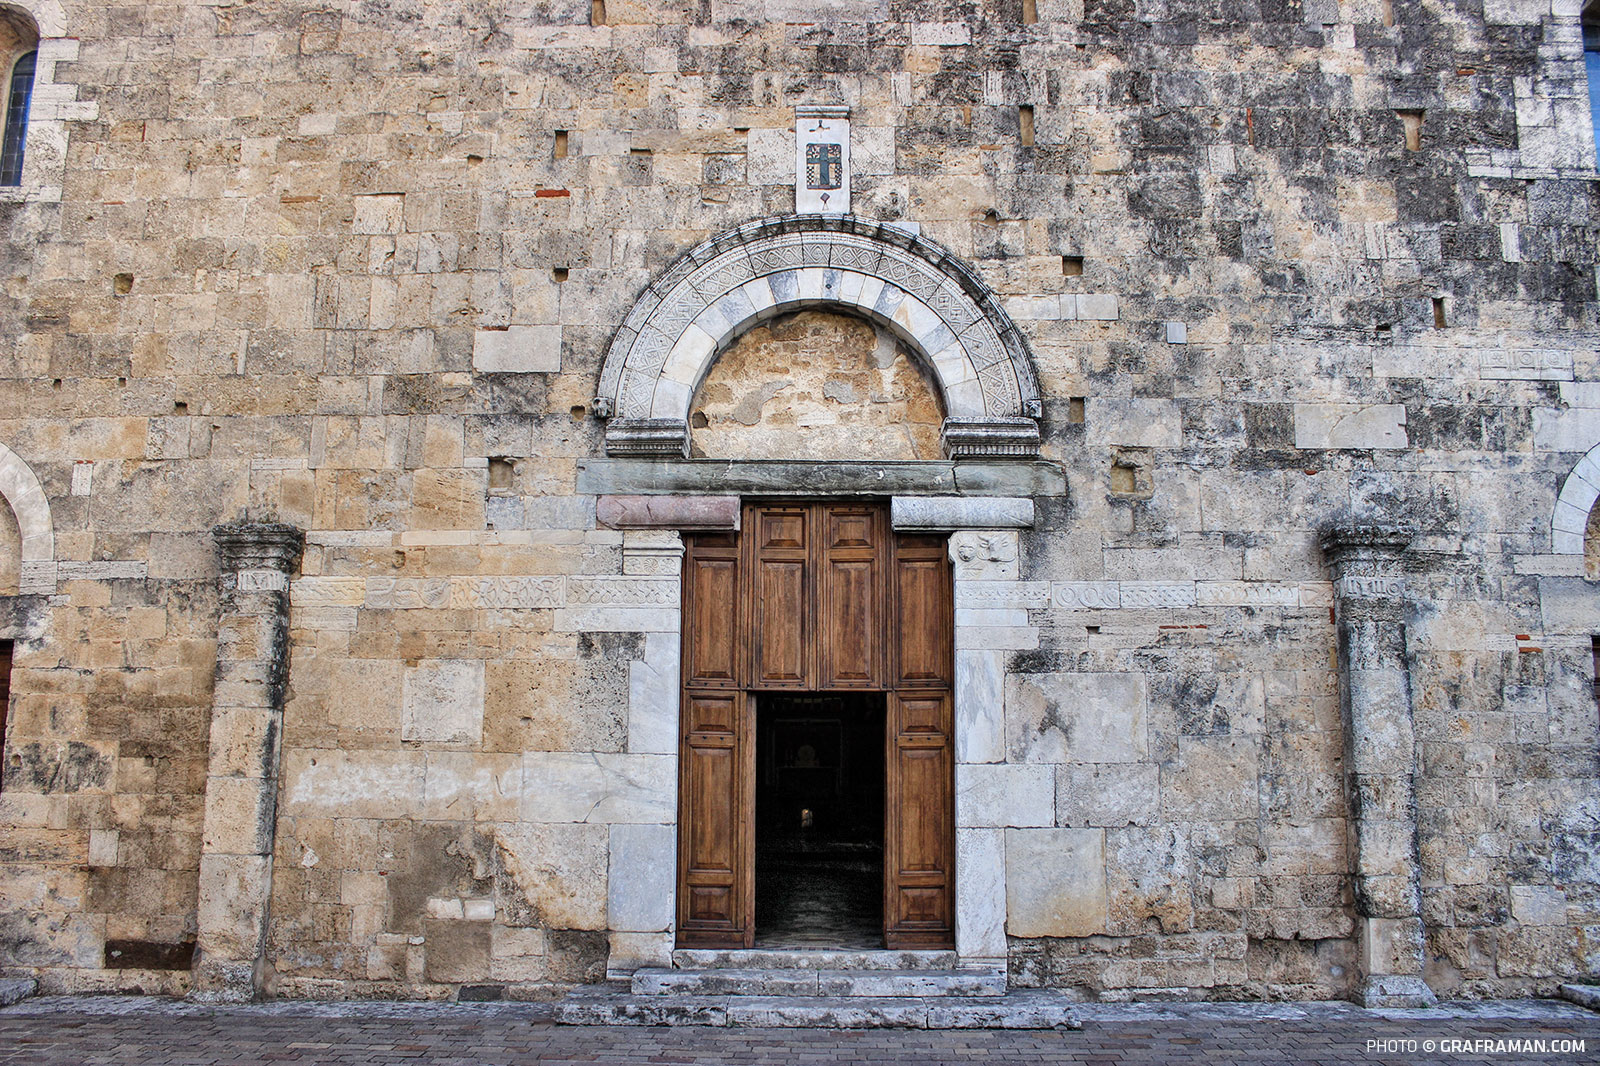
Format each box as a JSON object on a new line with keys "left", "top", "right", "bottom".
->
{"left": 594, "top": 215, "right": 1042, "bottom": 459}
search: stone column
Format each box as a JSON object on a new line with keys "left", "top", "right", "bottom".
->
{"left": 192, "top": 522, "right": 303, "bottom": 1001}
{"left": 1321, "top": 525, "right": 1436, "bottom": 1008}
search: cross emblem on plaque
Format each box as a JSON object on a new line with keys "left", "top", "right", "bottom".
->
{"left": 805, "top": 143, "right": 842, "bottom": 190}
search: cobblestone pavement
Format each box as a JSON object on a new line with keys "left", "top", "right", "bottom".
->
{"left": 1, "top": 996, "right": 1597, "bottom": 1065}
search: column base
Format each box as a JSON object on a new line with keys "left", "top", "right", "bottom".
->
{"left": 188, "top": 959, "right": 259, "bottom": 1004}
{"left": 1357, "top": 974, "right": 1437, "bottom": 1008}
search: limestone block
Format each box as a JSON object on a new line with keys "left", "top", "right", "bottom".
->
{"left": 955, "top": 828, "right": 1006, "bottom": 961}
{"left": 521, "top": 752, "right": 674, "bottom": 823}
{"left": 854, "top": 127, "right": 894, "bottom": 175}
{"left": 891, "top": 496, "right": 1033, "bottom": 530}
{"left": 1161, "top": 736, "right": 1261, "bottom": 821}
{"left": 1483, "top": 0, "right": 1540, "bottom": 23}
{"left": 409, "top": 469, "right": 486, "bottom": 530}
{"left": 1538, "top": 576, "right": 1600, "bottom": 633}
{"left": 955, "top": 650, "right": 1005, "bottom": 764}
{"left": 554, "top": 607, "right": 679, "bottom": 632}
{"left": 473, "top": 325, "right": 562, "bottom": 373}
{"left": 1005, "top": 828, "right": 1106, "bottom": 938}
{"left": 1106, "top": 826, "right": 1195, "bottom": 934}
{"left": 1510, "top": 884, "right": 1567, "bottom": 926}
{"left": 490, "top": 925, "right": 548, "bottom": 983}
{"left": 201, "top": 776, "right": 275, "bottom": 857}
{"left": 484, "top": 655, "right": 627, "bottom": 754}
{"left": 205, "top": 706, "right": 282, "bottom": 779}
{"left": 607, "top": 823, "right": 675, "bottom": 932}
{"left": 195, "top": 853, "right": 272, "bottom": 959}
{"left": 421, "top": 753, "right": 522, "bottom": 823}
{"left": 1056, "top": 764, "right": 1159, "bottom": 827}
{"left": 353, "top": 193, "right": 405, "bottom": 235}
{"left": 402, "top": 660, "right": 485, "bottom": 745}
{"left": 607, "top": 931, "right": 673, "bottom": 973}
{"left": 628, "top": 632, "right": 680, "bottom": 755}
{"left": 423, "top": 919, "right": 491, "bottom": 982}
{"left": 1005, "top": 672, "right": 1149, "bottom": 764}
{"left": 282, "top": 750, "right": 425, "bottom": 819}
{"left": 956, "top": 763, "right": 1054, "bottom": 828}
{"left": 1088, "top": 398, "right": 1181, "bottom": 447}
{"left": 495, "top": 822, "right": 608, "bottom": 930}
{"left": 328, "top": 660, "right": 403, "bottom": 732}
{"left": 746, "top": 128, "right": 791, "bottom": 186}
{"left": 1293, "top": 404, "right": 1408, "bottom": 449}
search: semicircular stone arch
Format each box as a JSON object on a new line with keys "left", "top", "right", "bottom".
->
{"left": 1552, "top": 440, "right": 1600, "bottom": 566}
{"left": 0, "top": 440, "right": 54, "bottom": 594}
{"left": 594, "top": 215, "right": 1043, "bottom": 458}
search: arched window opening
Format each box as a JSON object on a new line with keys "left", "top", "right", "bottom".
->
{"left": 0, "top": 48, "right": 35, "bottom": 186}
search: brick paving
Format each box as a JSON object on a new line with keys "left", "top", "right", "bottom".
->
{"left": 1, "top": 996, "right": 1597, "bottom": 1065}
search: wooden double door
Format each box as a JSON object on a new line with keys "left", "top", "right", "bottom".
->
{"left": 677, "top": 501, "right": 955, "bottom": 949}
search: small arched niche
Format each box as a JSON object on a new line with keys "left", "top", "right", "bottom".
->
{"left": 689, "top": 309, "right": 945, "bottom": 461}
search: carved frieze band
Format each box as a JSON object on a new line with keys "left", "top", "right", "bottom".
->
{"left": 292, "top": 575, "right": 680, "bottom": 611}
{"left": 955, "top": 579, "right": 1337, "bottom": 610}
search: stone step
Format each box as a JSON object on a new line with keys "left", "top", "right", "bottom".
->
{"left": 554, "top": 989, "right": 1080, "bottom": 1030}
{"left": 672, "top": 948, "right": 958, "bottom": 971}
{"left": 633, "top": 967, "right": 1006, "bottom": 998}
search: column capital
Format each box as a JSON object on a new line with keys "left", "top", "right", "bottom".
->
{"left": 1322, "top": 525, "right": 1413, "bottom": 604}
{"left": 1320, "top": 524, "right": 1414, "bottom": 569}
{"left": 212, "top": 522, "right": 305, "bottom": 576}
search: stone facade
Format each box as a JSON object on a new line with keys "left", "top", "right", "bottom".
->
{"left": 0, "top": 0, "right": 1596, "bottom": 1006}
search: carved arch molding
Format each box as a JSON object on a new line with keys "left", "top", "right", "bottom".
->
{"left": 0, "top": 439, "right": 54, "bottom": 594}
{"left": 594, "top": 215, "right": 1043, "bottom": 459}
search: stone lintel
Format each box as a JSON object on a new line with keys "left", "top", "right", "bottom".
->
{"left": 891, "top": 496, "right": 1034, "bottom": 531}
{"left": 597, "top": 495, "right": 741, "bottom": 530}
{"left": 578, "top": 459, "right": 1066, "bottom": 499}
{"left": 212, "top": 522, "right": 305, "bottom": 576}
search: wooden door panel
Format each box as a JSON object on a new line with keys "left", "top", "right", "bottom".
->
{"left": 819, "top": 557, "right": 877, "bottom": 687}
{"left": 684, "top": 536, "right": 739, "bottom": 688}
{"left": 747, "top": 504, "right": 811, "bottom": 689}
{"left": 678, "top": 689, "right": 752, "bottom": 944}
{"left": 758, "top": 509, "right": 806, "bottom": 549}
{"left": 884, "top": 691, "right": 954, "bottom": 948}
{"left": 754, "top": 559, "right": 808, "bottom": 686}
{"left": 818, "top": 504, "right": 884, "bottom": 689}
{"left": 891, "top": 535, "right": 952, "bottom": 689}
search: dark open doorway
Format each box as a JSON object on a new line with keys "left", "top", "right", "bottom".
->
{"left": 754, "top": 693, "right": 885, "bottom": 949}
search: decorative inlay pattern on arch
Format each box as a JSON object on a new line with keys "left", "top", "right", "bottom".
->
{"left": 594, "top": 215, "right": 1043, "bottom": 459}
{"left": 1552, "top": 441, "right": 1600, "bottom": 557}
{"left": 0, "top": 440, "right": 54, "bottom": 593}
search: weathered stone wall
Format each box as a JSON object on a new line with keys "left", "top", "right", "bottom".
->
{"left": 0, "top": 0, "right": 1594, "bottom": 1003}
{"left": 691, "top": 310, "right": 945, "bottom": 460}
